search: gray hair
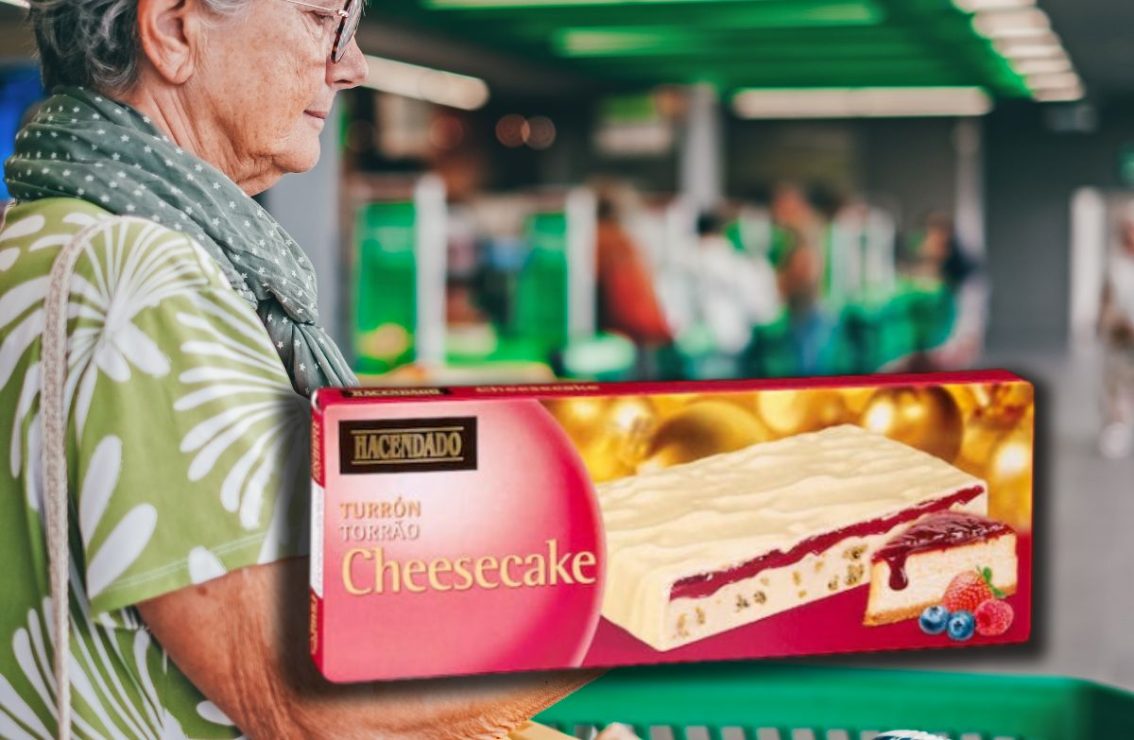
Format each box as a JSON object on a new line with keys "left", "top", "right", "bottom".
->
{"left": 29, "top": 0, "right": 250, "bottom": 93}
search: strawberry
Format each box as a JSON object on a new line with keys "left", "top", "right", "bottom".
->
{"left": 974, "top": 599, "right": 1015, "bottom": 637}
{"left": 942, "top": 567, "right": 1003, "bottom": 613}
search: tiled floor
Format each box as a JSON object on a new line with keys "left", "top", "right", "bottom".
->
{"left": 818, "top": 347, "right": 1134, "bottom": 691}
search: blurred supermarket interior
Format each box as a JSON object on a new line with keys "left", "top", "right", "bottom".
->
{"left": 4, "top": 0, "right": 1134, "bottom": 690}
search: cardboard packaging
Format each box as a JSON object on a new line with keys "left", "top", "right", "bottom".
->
{"left": 310, "top": 372, "right": 1033, "bottom": 682}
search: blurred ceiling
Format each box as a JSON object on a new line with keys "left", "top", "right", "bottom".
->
{"left": 368, "top": 0, "right": 1033, "bottom": 98}
{"left": 2, "top": 0, "right": 1130, "bottom": 99}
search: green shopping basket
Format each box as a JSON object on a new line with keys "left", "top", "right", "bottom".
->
{"left": 535, "top": 663, "right": 1134, "bottom": 740}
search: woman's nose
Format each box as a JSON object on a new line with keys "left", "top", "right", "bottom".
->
{"left": 329, "top": 38, "right": 368, "bottom": 90}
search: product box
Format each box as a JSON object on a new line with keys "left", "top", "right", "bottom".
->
{"left": 309, "top": 371, "right": 1034, "bottom": 682}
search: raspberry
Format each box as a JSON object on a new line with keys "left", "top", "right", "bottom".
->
{"left": 974, "top": 599, "right": 1015, "bottom": 637}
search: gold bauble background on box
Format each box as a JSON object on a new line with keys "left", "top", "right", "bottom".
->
{"left": 639, "top": 401, "right": 771, "bottom": 472}
{"left": 860, "top": 386, "right": 964, "bottom": 463}
{"left": 754, "top": 389, "right": 852, "bottom": 435}
{"left": 543, "top": 381, "right": 1033, "bottom": 531}
{"left": 985, "top": 426, "right": 1033, "bottom": 527}
{"left": 554, "top": 397, "right": 657, "bottom": 483}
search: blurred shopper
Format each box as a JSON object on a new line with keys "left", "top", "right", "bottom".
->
{"left": 1098, "top": 214, "right": 1134, "bottom": 458}
{"left": 595, "top": 197, "right": 674, "bottom": 347}
{"left": 691, "top": 211, "right": 780, "bottom": 356}
{"left": 907, "top": 212, "right": 988, "bottom": 370}
{"left": 775, "top": 225, "right": 835, "bottom": 375}
{"left": 764, "top": 183, "right": 840, "bottom": 374}
{"left": 908, "top": 212, "right": 979, "bottom": 288}
{"left": 769, "top": 182, "right": 828, "bottom": 270}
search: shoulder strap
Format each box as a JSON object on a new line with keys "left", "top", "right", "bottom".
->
{"left": 41, "top": 216, "right": 138, "bottom": 740}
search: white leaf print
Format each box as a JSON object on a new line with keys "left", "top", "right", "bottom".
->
{"left": 18, "top": 610, "right": 54, "bottom": 716}
{"left": 187, "top": 548, "right": 227, "bottom": 585}
{"left": 79, "top": 437, "right": 122, "bottom": 549}
{"left": 257, "top": 429, "right": 308, "bottom": 563}
{"left": 0, "top": 308, "right": 44, "bottom": 391}
{"left": 72, "top": 615, "right": 152, "bottom": 738}
{"left": 24, "top": 415, "right": 42, "bottom": 514}
{"left": 178, "top": 401, "right": 263, "bottom": 457}
{"left": 68, "top": 646, "right": 134, "bottom": 736}
{"left": 220, "top": 432, "right": 273, "bottom": 515}
{"left": 0, "top": 276, "right": 47, "bottom": 335}
{"left": 0, "top": 673, "right": 47, "bottom": 739}
{"left": 93, "top": 338, "right": 132, "bottom": 382}
{"left": 173, "top": 379, "right": 281, "bottom": 410}
{"left": 61, "top": 211, "right": 110, "bottom": 228}
{"left": 183, "top": 404, "right": 277, "bottom": 482}
{"left": 0, "top": 247, "right": 18, "bottom": 271}
{"left": 9, "top": 363, "right": 39, "bottom": 478}
{"left": 74, "top": 365, "right": 98, "bottom": 437}
{"left": 49, "top": 221, "right": 203, "bottom": 435}
{"left": 86, "top": 504, "right": 157, "bottom": 600}
{"left": 110, "top": 322, "right": 169, "bottom": 377}
{"left": 173, "top": 283, "right": 306, "bottom": 535}
{"left": 238, "top": 453, "right": 274, "bottom": 530}
{"left": 0, "top": 213, "right": 45, "bottom": 242}
{"left": 7, "top": 625, "right": 53, "bottom": 733}
{"left": 0, "top": 597, "right": 170, "bottom": 740}
{"left": 196, "top": 702, "right": 234, "bottom": 726}
{"left": 28, "top": 234, "right": 73, "bottom": 252}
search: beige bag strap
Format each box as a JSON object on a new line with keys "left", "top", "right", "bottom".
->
{"left": 42, "top": 218, "right": 134, "bottom": 740}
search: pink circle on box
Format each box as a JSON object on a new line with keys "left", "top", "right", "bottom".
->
{"left": 323, "top": 399, "right": 605, "bottom": 681}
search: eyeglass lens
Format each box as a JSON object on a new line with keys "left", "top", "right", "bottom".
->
{"left": 333, "top": 0, "right": 361, "bottom": 63}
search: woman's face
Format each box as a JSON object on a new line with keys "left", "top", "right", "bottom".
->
{"left": 192, "top": 0, "right": 367, "bottom": 182}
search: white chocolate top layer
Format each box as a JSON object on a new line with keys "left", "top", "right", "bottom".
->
{"left": 597, "top": 424, "right": 986, "bottom": 638}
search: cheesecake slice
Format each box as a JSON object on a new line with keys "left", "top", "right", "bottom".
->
{"left": 864, "top": 512, "right": 1018, "bottom": 626}
{"left": 596, "top": 425, "right": 988, "bottom": 652}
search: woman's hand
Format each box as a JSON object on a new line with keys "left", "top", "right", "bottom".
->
{"left": 137, "top": 557, "right": 600, "bottom": 739}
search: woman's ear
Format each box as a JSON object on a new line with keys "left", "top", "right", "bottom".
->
{"left": 136, "top": 0, "right": 204, "bottom": 85}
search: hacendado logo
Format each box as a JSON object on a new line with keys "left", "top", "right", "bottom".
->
{"left": 339, "top": 417, "right": 478, "bottom": 474}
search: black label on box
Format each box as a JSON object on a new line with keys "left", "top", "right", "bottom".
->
{"left": 340, "top": 417, "right": 477, "bottom": 474}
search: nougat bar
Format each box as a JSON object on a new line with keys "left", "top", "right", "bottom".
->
{"left": 596, "top": 424, "right": 988, "bottom": 651}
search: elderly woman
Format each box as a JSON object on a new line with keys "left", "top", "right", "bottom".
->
{"left": 0, "top": 0, "right": 592, "bottom": 737}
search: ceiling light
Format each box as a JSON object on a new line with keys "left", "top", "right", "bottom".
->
{"left": 428, "top": 0, "right": 839, "bottom": 6}
{"left": 0, "top": 0, "right": 29, "bottom": 7}
{"left": 972, "top": 8, "right": 1051, "bottom": 39}
{"left": 731, "top": 87, "right": 993, "bottom": 120}
{"left": 362, "top": 56, "right": 490, "bottom": 111}
{"left": 954, "top": 0, "right": 1035, "bottom": 10}
{"left": 1027, "top": 72, "right": 1082, "bottom": 90}
{"left": 1012, "top": 57, "right": 1072, "bottom": 75}
{"left": 1033, "top": 86, "right": 1086, "bottom": 103}
{"left": 995, "top": 39, "right": 1065, "bottom": 59}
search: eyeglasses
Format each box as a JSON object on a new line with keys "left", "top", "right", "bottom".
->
{"left": 279, "top": 0, "right": 363, "bottom": 63}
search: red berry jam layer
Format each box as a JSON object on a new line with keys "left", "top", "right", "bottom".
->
{"left": 668, "top": 485, "right": 986, "bottom": 601}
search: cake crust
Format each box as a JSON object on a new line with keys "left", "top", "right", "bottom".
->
{"left": 865, "top": 583, "right": 1018, "bottom": 626}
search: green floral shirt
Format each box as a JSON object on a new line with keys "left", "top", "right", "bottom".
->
{"left": 0, "top": 198, "right": 310, "bottom": 738}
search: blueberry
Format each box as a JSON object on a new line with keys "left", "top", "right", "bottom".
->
{"left": 946, "top": 610, "right": 976, "bottom": 641}
{"left": 919, "top": 605, "right": 951, "bottom": 635}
